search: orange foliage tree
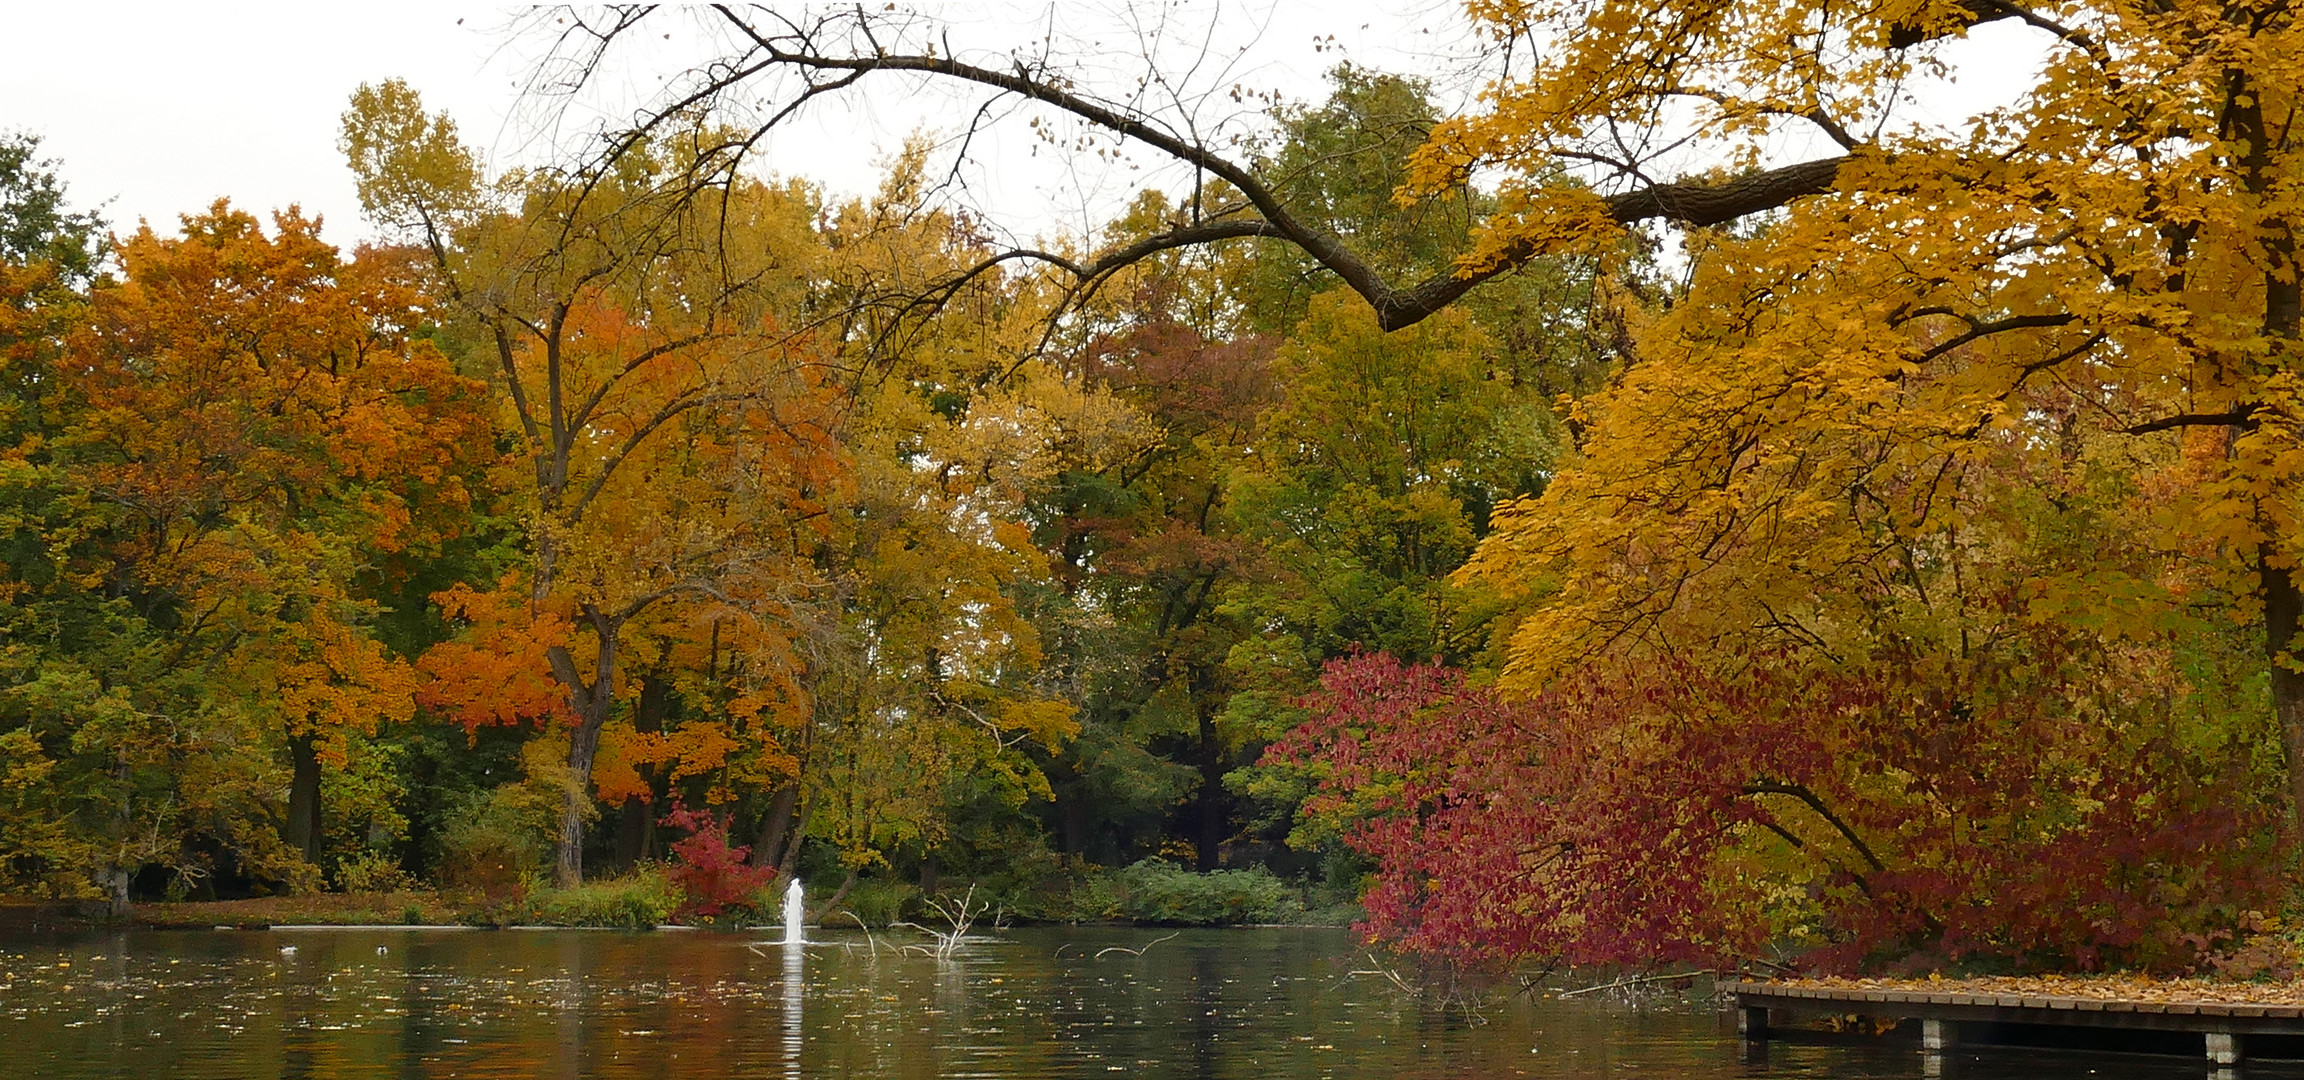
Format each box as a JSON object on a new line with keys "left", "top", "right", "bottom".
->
{"left": 58, "top": 203, "right": 490, "bottom": 882}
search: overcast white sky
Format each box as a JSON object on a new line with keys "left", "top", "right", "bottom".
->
{"left": 1, "top": 2, "right": 1487, "bottom": 247}
{"left": 2, "top": 2, "right": 2044, "bottom": 250}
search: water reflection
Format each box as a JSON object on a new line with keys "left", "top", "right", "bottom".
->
{"left": 783, "top": 944, "right": 802, "bottom": 1080}
{"left": 0, "top": 926, "right": 2276, "bottom": 1079}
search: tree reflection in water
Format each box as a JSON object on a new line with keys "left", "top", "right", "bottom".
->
{"left": 0, "top": 927, "right": 2223, "bottom": 1079}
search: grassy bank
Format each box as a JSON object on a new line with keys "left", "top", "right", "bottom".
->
{"left": 131, "top": 870, "right": 685, "bottom": 930}
{"left": 134, "top": 890, "right": 470, "bottom": 929}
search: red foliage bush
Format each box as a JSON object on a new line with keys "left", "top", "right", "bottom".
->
{"left": 1271, "top": 650, "right": 2278, "bottom": 973}
{"left": 662, "top": 803, "right": 774, "bottom": 917}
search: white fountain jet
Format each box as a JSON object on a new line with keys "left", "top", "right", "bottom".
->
{"left": 783, "top": 877, "right": 805, "bottom": 946}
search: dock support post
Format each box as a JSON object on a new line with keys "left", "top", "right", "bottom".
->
{"left": 2206, "top": 1030, "right": 2244, "bottom": 1067}
{"left": 1738, "top": 1005, "right": 1769, "bottom": 1041}
{"left": 1921, "top": 1018, "right": 1957, "bottom": 1052}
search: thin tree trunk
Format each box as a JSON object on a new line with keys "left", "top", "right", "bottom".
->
{"left": 2265, "top": 253, "right": 2303, "bottom": 833}
{"left": 750, "top": 784, "right": 798, "bottom": 869}
{"left": 284, "top": 732, "right": 323, "bottom": 870}
{"left": 614, "top": 797, "right": 649, "bottom": 870}
{"left": 773, "top": 805, "right": 810, "bottom": 873}
{"left": 613, "top": 675, "right": 673, "bottom": 870}
{"left": 1195, "top": 696, "right": 1226, "bottom": 872}
{"left": 805, "top": 868, "right": 858, "bottom": 924}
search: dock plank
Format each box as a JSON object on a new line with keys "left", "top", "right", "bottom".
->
{"left": 1732, "top": 981, "right": 2304, "bottom": 1050}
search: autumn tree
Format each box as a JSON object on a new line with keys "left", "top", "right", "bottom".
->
{"left": 0, "top": 134, "right": 493, "bottom": 905}
{"left": 74, "top": 206, "right": 493, "bottom": 863}
{"left": 753, "top": 151, "right": 1096, "bottom": 896}
{"left": 0, "top": 135, "right": 113, "bottom": 901}
{"left": 345, "top": 80, "right": 847, "bottom": 886}
{"left": 1037, "top": 275, "right": 1274, "bottom": 871}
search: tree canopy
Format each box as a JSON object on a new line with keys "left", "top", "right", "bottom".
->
{"left": 3, "top": 2, "right": 2300, "bottom": 973}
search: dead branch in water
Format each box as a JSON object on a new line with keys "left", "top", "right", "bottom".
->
{"left": 1558, "top": 969, "right": 1715, "bottom": 998}
{"left": 1094, "top": 932, "right": 1180, "bottom": 959}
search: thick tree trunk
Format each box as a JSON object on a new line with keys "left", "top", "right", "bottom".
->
{"left": 105, "top": 867, "right": 131, "bottom": 918}
{"left": 284, "top": 732, "right": 323, "bottom": 868}
{"left": 1060, "top": 797, "right": 1087, "bottom": 857}
{"left": 557, "top": 708, "right": 607, "bottom": 887}
{"left": 749, "top": 784, "right": 799, "bottom": 869}
{"left": 547, "top": 608, "right": 620, "bottom": 888}
{"left": 2237, "top": 53, "right": 2304, "bottom": 836}
{"left": 2267, "top": 259, "right": 2303, "bottom": 832}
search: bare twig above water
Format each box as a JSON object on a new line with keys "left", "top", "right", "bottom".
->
{"left": 1347, "top": 953, "right": 1418, "bottom": 995}
{"left": 1340, "top": 953, "right": 1492, "bottom": 1023}
{"left": 1094, "top": 932, "right": 1180, "bottom": 959}
{"left": 1558, "top": 970, "right": 1714, "bottom": 998}
{"left": 846, "top": 911, "right": 882, "bottom": 960}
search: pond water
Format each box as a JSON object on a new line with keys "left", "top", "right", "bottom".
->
{"left": 0, "top": 926, "right": 2258, "bottom": 1078}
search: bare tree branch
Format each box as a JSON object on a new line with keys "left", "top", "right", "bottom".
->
{"left": 555, "top": 6, "right": 1865, "bottom": 333}
{"left": 2126, "top": 406, "right": 2259, "bottom": 435}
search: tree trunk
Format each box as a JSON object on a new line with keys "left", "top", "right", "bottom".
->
{"left": 547, "top": 609, "right": 620, "bottom": 888}
{"left": 557, "top": 707, "right": 607, "bottom": 887}
{"left": 2268, "top": 556, "right": 2304, "bottom": 833}
{"left": 806, "top": 868, "right": 859, "bottom": 924}
{"left": 105, "top": 866, "right": 131, "bottom": 918}
{"left": 1195, "top": 699, "right": 1226, "bottom": 872}
{"left": 284, "top": 732, "right": 323, "bottom": 868}
{"left": 773, "top": 805, "right": 810, "bottom": 873}
{"left": 613, "top": 797, "right": 651, "bottom": 870}
{"left": 750, "top": 784, "right": 799, "bottom": 869}
{"left": 2266, "top": 255, "right": 2303, "bottom": 833}
{"left": 1058, "top": 779, "right": 1087, "bottom": 856}
{"left": 2238, "top": 53, "right": 2304, "bottom": 835}
{"left": 612, "top": 674, "right": 673, "bottom": 870}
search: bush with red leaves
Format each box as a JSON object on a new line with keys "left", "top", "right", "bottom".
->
{"left": 1270, "top": 650, "right": 2278, "bottom": 973}
{"left": 662, "top": 803, "right": 774, "bottom": 917}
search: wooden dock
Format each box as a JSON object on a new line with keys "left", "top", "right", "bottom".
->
{"left": 1732, "top": 981, "right": 2304, "bottom": 1070}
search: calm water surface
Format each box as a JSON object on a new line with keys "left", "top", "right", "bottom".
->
{"left": 0, "top": 926, "right": 2267, "bottom": 1078}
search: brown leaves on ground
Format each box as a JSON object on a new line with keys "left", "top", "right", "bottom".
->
{"left": 1784, "top": 973, "right": 2304, "bottom": 1006}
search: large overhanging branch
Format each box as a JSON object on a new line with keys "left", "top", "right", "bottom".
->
{"left": 654, "top": 5, "right": 1863, "bottom": 332}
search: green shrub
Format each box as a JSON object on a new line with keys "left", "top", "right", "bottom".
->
{"left": 524, "top": 866, "right": 682, "bottom": 928}
{"left": 434, "top": 782, "right": 556, "bottom": 901}
{"left": 1108, "top": 859, "right": 1296, "bottom": 925}
{"left": 334, "top": 852, "right": 416, "bottom": 893}
{"left": 829, "top": 877, "right": 920, "bottom": 927}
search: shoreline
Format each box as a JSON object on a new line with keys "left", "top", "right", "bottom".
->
{"left": 0, "top": 894, "right": 1361, "bottom": 935}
